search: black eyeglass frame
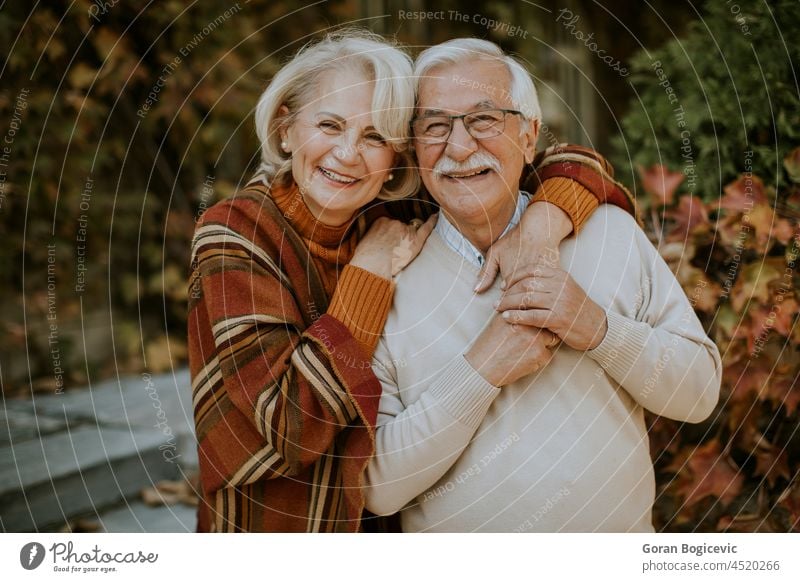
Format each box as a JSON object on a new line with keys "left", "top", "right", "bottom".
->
{"left": 411, "top": 108, "right": 525, "bottom": 144}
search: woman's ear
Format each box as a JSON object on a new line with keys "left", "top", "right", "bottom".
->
{"left": 382, "top": 153, "right": 399, "bottom": 183}
{"left": 277, "top": 105, "right": 291, "bottom": 147}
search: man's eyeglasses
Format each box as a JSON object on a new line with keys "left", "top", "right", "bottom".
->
{"left": 411, "top": 109, "right": 524, "bottom": 144}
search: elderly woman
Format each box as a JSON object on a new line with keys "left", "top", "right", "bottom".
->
{"left": 188, "top": 30, "right": 634, "bottom": 533}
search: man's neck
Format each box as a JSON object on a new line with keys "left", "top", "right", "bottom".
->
{"left": 443, "top": 200, "right": 518, "bottom": 255}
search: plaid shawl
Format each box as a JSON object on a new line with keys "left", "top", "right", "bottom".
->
{"left": 189, "top": 187, "right": 381, "bottom": 532}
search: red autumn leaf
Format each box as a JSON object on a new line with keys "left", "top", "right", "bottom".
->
{"left": 772, "top": 218, "right": 796, "bottom": 245}
{"left": 729, "top": 260, "right": 783, "bottom": 312}
{"left": 680, "top": 267, "right": 723, "bottom": 313}
{"left": 664, "top": 195, "right": 710, "bottom": 241}
{"left": 747, "top": 296, "right": 798, "bottom": 350}
{"left": 663, "top": 444, "right": 693, "bottom": 474}
{"left": 774, "top": 296, "right": 799, "bottom": 336}
{"left": 742, "top": 207, "right": 797, "bottom": 253}
{"left": 748, "top": 306, "right": 776, "bottom": 353}
{"left": 713, "top": 304, "right": 742, "bottom": 345}
{"left": 715, "top": 213, "right": 750, "bottom": 250}
{"left": 677, "top": 442, "right": 745, "bottom": 507}
{"left": 747, "top": 205, "right": 777, "bottom": 251}
{"left": 719, "top": 174, "right": 768, "bottom": 213}
{"left": 784, "top": 146, "right": 800, "bottom": 184}
{"left": 754, "top": 449, "right": 791, "bottom": 487}
{"left": 768, "top": 377, "right": 800, "bottom": 416}
{"left": 638, "top": 164, "right": 685, "bottom": 206}
{"left": 722, "top": 359, "right": 770, "bottom": 401}
{"left": 725, "top": 400, "right": 762, "bottom": 446}
{"left": 785, "top": 187, "right": 800, "bottom": 212}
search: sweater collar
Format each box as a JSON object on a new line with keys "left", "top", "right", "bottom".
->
{"left": 434, "top": 191, "right": 531, "bottom": 268}
{"left": 270, "top": 180, "right": 356, "bottom": 247}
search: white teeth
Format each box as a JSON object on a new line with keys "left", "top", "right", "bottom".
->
{"left": 319, "top": 167, "right": 357, "bottom": 184}
{"left": 446, "top": 168, "right": 489, "bottom": 179}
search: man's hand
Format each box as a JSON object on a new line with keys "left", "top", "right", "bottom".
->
{"left": 465, "top": 315, "right": 559, "bottom": 387}
{"left": 474, "top": 201, "right": 572, "bottom": 293}
{"left": 494, "top": 264, "right": 608, "bottom": 351}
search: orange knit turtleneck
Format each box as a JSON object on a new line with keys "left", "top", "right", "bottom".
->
{"left": 270, "top": 181, "right": 394, "bottom": 357}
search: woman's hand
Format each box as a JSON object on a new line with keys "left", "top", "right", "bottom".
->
{"left": 350, "top": 214, "right": 437, "bottom": 279}
{"left": 474, "top": 201, "right": 572, "bottom": 292}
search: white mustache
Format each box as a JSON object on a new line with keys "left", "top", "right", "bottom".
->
{"left": 433, "top": 151, "right": 502, "bottom": 177}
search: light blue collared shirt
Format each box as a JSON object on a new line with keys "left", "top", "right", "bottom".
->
{"left": 434, "top": 191, "right": 531, "bottom": 268}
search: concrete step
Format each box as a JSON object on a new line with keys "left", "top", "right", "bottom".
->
{"left": 0, "top": 399, "right": 67, "bottom": 446}
{"left": 0, "top": 369, "right": 196, "bottom": 532}
{"left": 34, "top": 369, "right": 192, "bottom": 428}
{"left": 98, "top": 500, "right": 197, "bottom": 533}
{"left": 0, "top": 425, "right": 182, "bottom": 532}
{"left": 31, "top": 368, "right": 198, "bottom": 468}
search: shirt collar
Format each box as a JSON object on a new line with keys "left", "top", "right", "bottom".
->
{"left": 434, "top": 191, "right": 531, "bottom": 268}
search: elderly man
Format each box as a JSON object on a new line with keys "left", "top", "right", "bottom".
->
{"left": 363, "top": 39, "right": 722, "bottom": 532}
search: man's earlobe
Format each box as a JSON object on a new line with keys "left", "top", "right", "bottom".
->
{"left": 523, "top": 119, "right": 540, "bottom": 164}
{"left": 525, "top": 147, "right": 536, "bottom": 165}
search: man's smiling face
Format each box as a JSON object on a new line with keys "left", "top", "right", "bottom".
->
{"left": 413, "top": 58, "right": 538, "bottom": 230}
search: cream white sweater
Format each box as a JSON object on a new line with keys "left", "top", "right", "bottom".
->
{"left": 364, "top": 206, "right": 721, "bottom": 532}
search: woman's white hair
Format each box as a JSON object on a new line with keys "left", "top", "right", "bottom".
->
{"left": 413, "top": 38, "right": 541, "bottom": 125}
{"left": 254, "top": 29, "right": 419, "bottom": 200}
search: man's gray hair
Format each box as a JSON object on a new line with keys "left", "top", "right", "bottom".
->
{"left": 414, "top": 38, "right": 541, "bottom": 122}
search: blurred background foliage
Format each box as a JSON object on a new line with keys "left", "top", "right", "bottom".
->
{"left": 616, "top": 0, "right": 800, "bottom": 532}
{"left": 0, "top": 0, "right": 700, "bottom": 392}
{"left": 1, "top": 0, "right": 797, "bottom": 531}
{"left": 614, "top": 0, "right": 800, "bottom": 206}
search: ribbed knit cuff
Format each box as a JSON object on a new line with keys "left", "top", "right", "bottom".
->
{"left": 532, "top": 176, "right": 600, "bottom": 234}
{"left": 586, "top": 310, "right": 652, "bottom": 380}
{"left": 428, "top": 356, "right": 500, "bottom": 430}
{"left": 327, "top": 265, "right": 394, "bottom": 358}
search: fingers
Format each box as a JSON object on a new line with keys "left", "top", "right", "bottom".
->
{"left": 372, "top": 215, "right": 436, "bottom": 245}
{"left": 539, "top": 329, "right": 561, "bottom": 349}
{"left": 366, "top": 217, "right": 407, "bottom": 243}
{"left": 408, "top": 214, "right": 437, "bottom": 255}
{"left": 390, "top": 215, "right": 438, "bottom": 277}
{"left": 495, "top": 272, "right": 560, "bottom": 311}
{"left": 504, "top": 262, "right": 560, "bottom": 291}
{"left": 495, "top": 289, "right": 551, "bottom": 313}
{"left": 524, "top": 338, "right": 554, "bottom": 373}
{"left": 475, "top": 251, "right": 500, "bottom": 293}
{"left": 414, "top": 213, "right": 437, "bottom": 242}
{"left": 371, "top": 216, "right": 400, "bottom": 232}
{"left": 501, "top": 308, "right": 551, "bottom": 328}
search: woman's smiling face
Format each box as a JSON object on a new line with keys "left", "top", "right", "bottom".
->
{"left": 282, "top": 68, "right": 397, "bottom": 226}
